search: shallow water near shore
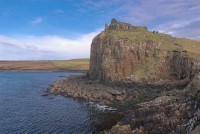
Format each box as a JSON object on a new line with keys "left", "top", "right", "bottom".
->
{"left": 0, "top": 72, "right": 114, "bottom": 133}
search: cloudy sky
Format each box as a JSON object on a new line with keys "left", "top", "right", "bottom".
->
{"left": 0, "top": 0, "right": 200, "bottom": 60}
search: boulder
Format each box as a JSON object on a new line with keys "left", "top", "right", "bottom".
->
{"left": 110, "top": 124, "right": 132, "bottom": 134}
{"left": 108, "top": 90, "right": 122, "bottom": 96}
{"left": 116, "top": 96, "right": 124, "bottom": 101}
{"left": 191, "top": 125, "right": 200, "bottom": 134}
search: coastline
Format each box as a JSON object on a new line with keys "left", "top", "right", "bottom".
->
{"left": 1, "top": 69, "right": 199, "bottom": 133}
{"left": 0, "top": 59, "right": 89, "bottom": 73}
{"left": 1, "top": 68, "right": 199, "bottom": 133}
{"left": 0, "top": 69, "right": 88, "bottom": 73}
{"left": 48, "top": 74, "right": 190, "bottom": 108}
{"left": 48, "top": 74, "right": 200, "bottom": 134}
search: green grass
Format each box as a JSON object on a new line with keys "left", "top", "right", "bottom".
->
{"left": 106, "top": 28, "right": 200, "bottom": 61}
{"left": 51, "top": 58, "right": 89, "bottom": 71}
{"left": 102, "top": 26, "right": 200, "bottom": 82}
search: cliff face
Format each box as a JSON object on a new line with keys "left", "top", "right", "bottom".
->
{"left": 172, "top": 49, "right": 198, "bottom": 79}
{"left": 89, "top": 19, "right": 199, "bottom": 83}
{"left": 109, "top": 72, "right": 200, "bottom": 134}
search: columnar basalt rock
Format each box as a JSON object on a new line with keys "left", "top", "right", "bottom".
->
{"left": 172, "top": 46, "right": 198, "bottom": 79}
{"left": 89, "top": 19, "right": 199, "bottom": 83}
{"left": 89, "top": 34, "right": 159, "bottom": 82}
{"left": 50, "top": 19, "right": 200, "bottom": 134}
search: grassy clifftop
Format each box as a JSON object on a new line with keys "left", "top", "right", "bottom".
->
{"left": 108, "top": 28, "right": 200, "bottom": 61}
{"left": 89, "top": 19, "right": 200, "bottom": 83}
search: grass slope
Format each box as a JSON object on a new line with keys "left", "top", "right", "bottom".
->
{"left": 108, "top": 29, "right": 200, "bottom": 61}
{"left": 51, "top": 59, "right": 89, "bottom": 71}
{"left": 102, "top": 27, "right": 200, "bottom": 81}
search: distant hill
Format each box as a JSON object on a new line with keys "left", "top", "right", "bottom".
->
{"left": 51, "top": 59, "right": 89, "bottom": 71}
{"left": 0, "top": 59, "right": 89, "bottom": 72}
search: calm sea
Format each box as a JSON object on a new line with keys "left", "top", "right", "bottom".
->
{"left": 0, "top": 72, "right": 96, "bottom": 133}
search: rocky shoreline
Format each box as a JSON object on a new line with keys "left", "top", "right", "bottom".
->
{"left": 48, "top": 74, "right": 200, "bottom": 134}
{"left": 48, "top": 19, "right": 200, "bottom": 133}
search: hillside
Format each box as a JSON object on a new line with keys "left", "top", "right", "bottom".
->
{"left": 51, "top": 59, "right": 89, "bottom": 71}
{"left": 0, "top": 59, "right": 89, "bottom": 72}
{"left": 49, "top": 19, "right": 200, "bottom": 133}
{"left": 89, "top": 19, "right": 200, "bottom": 83}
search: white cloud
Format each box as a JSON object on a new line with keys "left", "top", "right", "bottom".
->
{"left": 0, "top": 29, "right": 102, "bottom": 60}
{"left": 31, "top": 17, "right": 43, "bottom": 24}
{"left": 154, "top": 18, "right": 200, "bottom": 39}
{"left": 121, "top": 0, "right": 200, "bottom": 39}
{"left": 85, "top": 0, "right": 200, "bottom": 39}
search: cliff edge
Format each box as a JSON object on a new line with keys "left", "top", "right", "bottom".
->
{"left": 89, "top": 19, "right": 200, "bottom": 83}
{"left": 49, "top": 19, "right": 200, "bottom": 134}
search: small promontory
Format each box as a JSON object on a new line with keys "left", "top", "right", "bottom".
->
{"left": 89, "top": 18, "right": 200, "bottom": 83}
{"left": 49, "top": 19, "right": 200, "bottom": 134}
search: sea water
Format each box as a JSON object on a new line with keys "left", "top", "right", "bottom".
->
{"left": 0, "top": 72, "right": 95, "bottom": 133}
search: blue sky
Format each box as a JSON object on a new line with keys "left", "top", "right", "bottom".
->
{"left": 0, "top": 0, "right": 200, "bottom": 60}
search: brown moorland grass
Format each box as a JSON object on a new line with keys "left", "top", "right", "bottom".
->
{"left": 109, "top": 29, "right": 200, "bottom": 61}
{"left": 0, "top": 59, "right": 89, "bottom": 71}
{"left": 51, "top": 59, "right": 89, "bottom": 71}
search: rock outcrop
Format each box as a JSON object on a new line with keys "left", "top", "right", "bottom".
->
{"left": 171, "top": 48, "right": 198, "bottom": 79}
{"left": 49, "top": 73, "right": 200, "bottom": 134}
{"left": 109, "top": 124, "right": 132, "bottom": 134}
{"left": 89, "top": 19, "right": 199, "bottom": 83}
{"left": 49, "top": 19, "right": 200, "bottom": 134}
{"left": 105, "top": 18, "right": 147, "bottom": 32}
{"left": 105, "top": 73, "right": 200, "bottom": 134}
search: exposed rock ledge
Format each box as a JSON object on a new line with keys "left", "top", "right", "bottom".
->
{"left": 48, "top": 73, "right": 199, "bottom": 134}
{"left": 48, "top": 19, "right": 200, "bottom": 133}
{"left": 49, "top": 75, "right": 189, "bottom": 106}
{"left": 89, "top": 19, "right": 199, "bottom": 84}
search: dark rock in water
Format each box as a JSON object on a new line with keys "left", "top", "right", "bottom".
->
{"left": 59, "top": 75, "right": 67, "bottom": 78}
{"left": 42, "top": 93, "right": 48, "bottom": 96}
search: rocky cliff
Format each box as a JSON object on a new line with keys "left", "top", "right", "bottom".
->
{"left": 50, "top": 19, "right": 200, "bottom": 133}
{"left": 89, "top": 19, "right": 200, "bottom": 83}
{"left": 109, "top": 72, "right": 200, "bottom": 134}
